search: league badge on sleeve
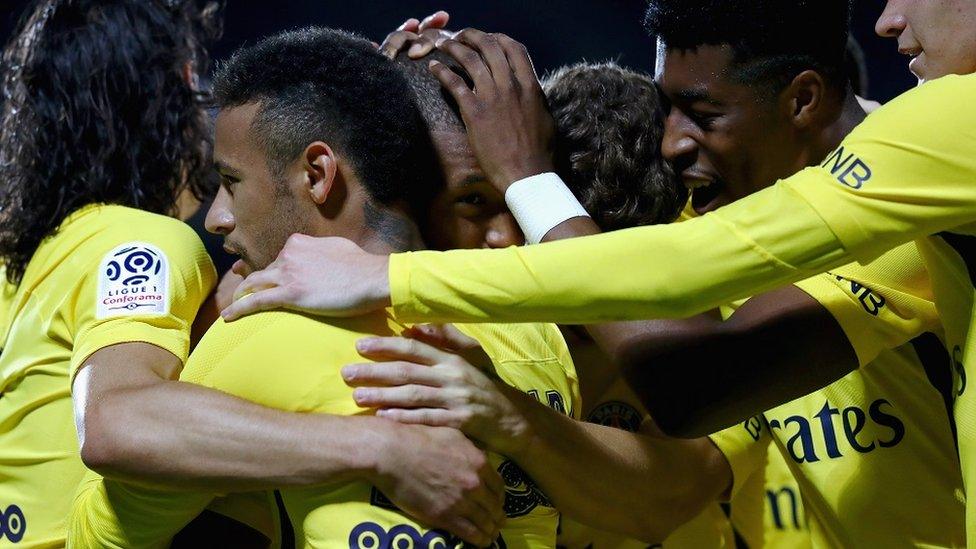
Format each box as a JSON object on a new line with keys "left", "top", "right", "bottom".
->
{"left": 96, "top": 243, "right": 170, "bottom": 319}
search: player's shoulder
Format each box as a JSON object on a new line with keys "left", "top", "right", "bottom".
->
{"left": 854, "top": 73, "right": 976, "bottom": 137}
{"left": 197, "top": 310, "right": 394, "bottom": 360}
{"left": 819, "top": 241, "right": 930, "bottom": 298}
{"left": 91, "top": 205, "right": 204, "bottom": 249}
{"left": 53, "top": 204, "right": 206, "bottom": 263}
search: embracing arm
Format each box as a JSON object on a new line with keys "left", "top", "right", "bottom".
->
{"left": 74, "top": 343, "right": 389, "bottom": 490}
{"left": 74, "top": 342, "right": 503, "bottom": 544}
{"left": 595, "top": 285, "right": 857, "bottom": 438}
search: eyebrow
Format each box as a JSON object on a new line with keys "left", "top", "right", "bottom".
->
{"left": 459, "top": 173, "right": 489, "bottom": 187}
{"left": 675, "top": 87, "right": 724, "bottom": 107}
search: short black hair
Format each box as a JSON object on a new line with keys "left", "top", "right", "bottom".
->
{"left": 645, "top": 0, "right": 852, "bottom": 93}
{"left": 212, "top": 27, "right": 441, "bottom": 214}
{"left": 395, "top": 50, "right": 467, "bottom": 133}
{"left": 543, "top": 62, "right": 686, "bottom": 230}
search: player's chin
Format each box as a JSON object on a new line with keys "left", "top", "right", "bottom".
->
{"left": 231, "top": 258, "right": 254, "bottom": 277}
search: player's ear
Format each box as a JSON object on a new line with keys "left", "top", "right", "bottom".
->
{"left": 781, "top": 69, "right": 827, "bottom": 130}
{"left": 304, "top": 141, "right": 338, "bottom": 205}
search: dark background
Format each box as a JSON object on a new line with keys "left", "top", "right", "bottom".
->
{"left": 2, "top": 0, "right": 915, "bottom": 102}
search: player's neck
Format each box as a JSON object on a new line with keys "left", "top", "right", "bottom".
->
{"left": 802, "top": 91, "right": 866, "bottom": 169}
{"left": 356, "top": 200, "right": 426, "bottom": 255}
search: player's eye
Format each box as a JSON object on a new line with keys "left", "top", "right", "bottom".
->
{"left": 219, "top": 174, "right": 240, "bottom": 192}
{"left": 456, "top": 193, "right": 487, "bottom": 206}
{"left": 689, "top": 110, "right": 720, "bottom": 131}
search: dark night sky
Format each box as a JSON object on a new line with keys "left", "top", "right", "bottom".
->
{"left": 2, "top": 1, "right": 915, "bottom": 102}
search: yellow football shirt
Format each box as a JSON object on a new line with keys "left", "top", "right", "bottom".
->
{"left": 557, "top": 333, "right": 736, "bottom": 549}
{"left": 709, "top": 243, "right": 966, "bottom": 547}
{"left": 758, "top": 450, "right": 810, "bottom": 549}
{"left": 386, "top": 73, "right": 976, "bottom": 542}
{"left": 68, "top": 311, "right": 579, "bottom": 548}
{"left": 0, "top": 204, "right": 215, "bottom": 548}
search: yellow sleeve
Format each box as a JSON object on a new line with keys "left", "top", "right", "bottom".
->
{"left": 68, "top": 470, "right": 214, "bottom": 549}
{"left": 389, "top": 74, "right": 976, "bottom": 325}
{"left": 787, "top": 74, "right": 976, "bottom": 262}
{"left": 70, "top": 221, "right": 216, "bottom": 380}
{"left": 792, "top": 243, "right": 939, "bottom": 367}
{"left": 707, "top": 415, "right": 770, "bottom": 501}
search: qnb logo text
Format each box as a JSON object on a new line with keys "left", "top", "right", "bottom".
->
{"left": 767, "top": 399, "right": 905, "bottom": 463}
{"left": 821, "top": 146, "right": 872, "bottom": 189}
{"left": 0, "top": 505, "right": 26, "bottom": 544}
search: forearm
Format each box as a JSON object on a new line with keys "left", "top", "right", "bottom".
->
{"left": 506, "top": 389, "right": 729, "bottom": 542}
{"left": 614, "top": 286, "right": 857, "bottom": 437}
{"left": 391, "top": 183, "right": 850, "bottom": 324}
{"left": 83, "top": 379, "right": 387, "bottom": 491}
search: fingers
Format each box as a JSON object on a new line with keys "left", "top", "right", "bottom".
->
{"left": 376, "top": 407, "right": 459, "bottom": 428}
{"left": 379, "top": 30, "right": 419, "bottom": 59}
{"left": 496, "top": 33, "right": 540, "bottom": 89}
{"left": 397, "top": 17, "right": 420, "bottom": 33}
{"left": 220, "top": 287, "right": 289, "bottom": 321}
{"left": 353, "top": 384, "right": 451, "bottom": 409}
{"left": 342, "top": 361, "right": 447, "bottom": 388}
{"left": 405, "top": 324, "right": 481, "bottom": 352}
{"left": 451, "top": 28, "right": 514, "bottom": 86}
{"left": 451, "top": 516, "right": 496, "bottom": 548}
{"left": 435, "top": 38, "right": 493, "bottom": 92}
{"left": 480, "top": 465, "right": 507, "bottom": 513}
{"left": 404, "top": 325, "right": 496, "bottom": 373}
{"left": 463, "top": 494, "right": 502, "bottom": 546}
{"left": 355, "top": 336, "right": 457, "bottom": 365}
{"left": 430, "top": 59, "right": 477, "bottom": 110}
{"left": 418, "top": 10, "right": 450, "bottom": 32}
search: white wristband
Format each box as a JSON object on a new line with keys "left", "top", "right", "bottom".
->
{"left": 504, "top": 172, "right": 590, "bottom": 244}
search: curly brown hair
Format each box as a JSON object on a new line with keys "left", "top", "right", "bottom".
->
{"left": 543, "top": 61, "right": 686, "bottom": 231}
{"left": 0, "top": 0, "right": 223, "bottom": 284}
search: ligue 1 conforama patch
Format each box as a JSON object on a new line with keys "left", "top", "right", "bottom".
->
{"left": 96, "top": 243, "right": 170, "bottom": 319}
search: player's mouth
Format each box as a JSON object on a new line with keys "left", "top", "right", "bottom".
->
{"left": 684, "top": 172, "right": 728, "bottom": 215}
{"left": 899, "top": 46, "right": 924, "bottom": 77}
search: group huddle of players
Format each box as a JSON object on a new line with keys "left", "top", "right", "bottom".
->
{"left": 1, "top": 0, "right": 975, "bottom": 548}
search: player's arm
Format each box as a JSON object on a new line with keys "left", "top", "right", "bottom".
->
{"left": 342, "top": 334, "right": 732, "bottom": 542}
{"left": 220, "top": 53, "right": 976, "bottom": 325}
{"left": 595, "top": 286, "right": 857, "bottom": 438}
{"left": 74, "top": 343, "right": 392, "bottom": 490}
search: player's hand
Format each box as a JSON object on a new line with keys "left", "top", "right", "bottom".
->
{"left": 431, "top": 28, "right": 555, "bottom": 193}
{"left": 375, "top": 422, "right": 506, "bottom": 546}
{"left": 220, "top": 234, "right": 391, "bottom": 321}
{"left": 343, "top": 325, "right": 533, "bottom": 457}
{"left": 379, "top": 10, "right": 452, "bottom": 59}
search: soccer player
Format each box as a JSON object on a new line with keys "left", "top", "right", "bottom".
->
{"left": 68, "top": 27, "right": 579, "bottom": 549}
{"left": 400, "top": 49, "right": 737, "bottom": 546}
{"left": 345, "top": 6, "right": 968, "bottom": 541}
{"left": 224, "top": 0, "right": 976, "bottom": 541}
{"left": 0, "top": 2, "right": 499, "bottom": 547}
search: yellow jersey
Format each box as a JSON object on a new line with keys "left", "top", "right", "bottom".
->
{"left": 557, "top": 332, "right": 736, "bottom": 549}
{"left": 68, "top": 311, "right": 579, "bottom": 548}
{"left": 758, "top": 450, "right": 810, "bottom": 549}
{"left": 385, "top": 73, "right": 976, "bottom": 542}
{"left": 0, "top": 204, "right": 214, "bottom": 548}
{"left": 709, "top": 244, "right": 965, "bottom": 547}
